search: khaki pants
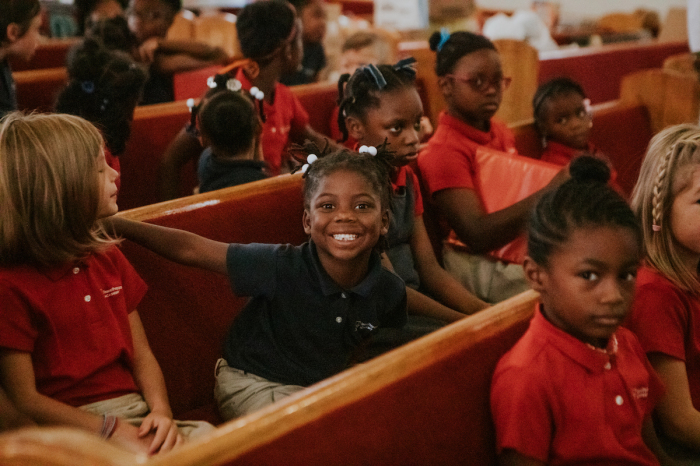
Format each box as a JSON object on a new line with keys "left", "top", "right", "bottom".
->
{"left": 442, "top": 245, "right": 529, "bottom": 304}
{"left": 214, "top": 358, "right": 305, "bottom": 421}
{"left": 80, "top": 393, "right": 214, "bottom": 439}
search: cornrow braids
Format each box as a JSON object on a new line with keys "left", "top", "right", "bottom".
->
{"left": 528, "top": 156, "right": 641, "bottom": 267}
{"left": 336, "top": 58, "right": 417, "bottom": 142}
{"left": 427, "top": 30, "right": 496, "bottom": 76}
{"left": 631, "top": 124, "right": 700, "bottom": 294}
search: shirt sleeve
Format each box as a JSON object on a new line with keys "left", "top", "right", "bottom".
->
{"left": 407, "top": 167, "right": 424, "bottom": 217}
{"left": 0, "top": 281, "right": 37, "bottom": 352}
{"left": 418, "top": 142, "right": 477, "bottom": 195}
{"left": 491, "top": 361, "right": 553, "bottom": 462}
{"left": 288, "top": 91, "right": 310, "bottom": 140}
{"left": 111, "top": 247, "right": 148, "bottom": 313}
{"left": 628, "top": 282, "right": 689, "bottom": 362}
{"left": 226, "top": 243, "right": 279, "bottom": 298}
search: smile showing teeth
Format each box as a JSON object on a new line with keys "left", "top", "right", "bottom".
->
{"left": 333, "top": 234, "right": 358, "bottom": 241}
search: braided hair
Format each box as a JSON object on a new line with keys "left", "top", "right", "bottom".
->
{"left": 336, "top": 58, "right": 417, "bottom": 142}
{"left": 55, "top": 37, "right": 148, "bottom": 156}
{"left": 631, "top": 124, "right": 700, "bottom": 294}
{"left": 428, "top": 30, "right": 496, "bottom": 76}
{"left": 529, "top": 156, "right": 641, "bottom": 267}
{"left": 198, "top": 89, "right": 259, "bottom": 156}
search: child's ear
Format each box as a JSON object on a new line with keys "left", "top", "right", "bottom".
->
{"left": 380, "top": 209, "right": 390, "bottom": 236}
{"left": 302, "top": 209, "right": 312, "bottom": 235}
{"left": 437, "top": 75, "right": 452, "bottom": 100}
{"left": 346, "top": 116, "right": 365, "bottom": 141}
{"left": 6, "top": 23, "right": 21, "bottom": 42}
{"left": 523, "top": 256, "right": 547, "bottom": 293}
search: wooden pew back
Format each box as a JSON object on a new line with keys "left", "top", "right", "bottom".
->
{"left": 14, "top": 67, "right": 67, "bottom": 112}
{"left": 148, "top": 290, "right": 539, "bottom": 466}
{"left": 118, "top": 174, "right": 307, "bottom": 420}
{"left": 8, "top": 37, "right": 78, "bottom": 71}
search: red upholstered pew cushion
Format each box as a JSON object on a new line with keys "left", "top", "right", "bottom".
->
{"left": 118, "top": 175, "right": 308, "bottom": 422}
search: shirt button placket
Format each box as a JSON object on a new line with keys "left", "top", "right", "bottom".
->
{"left": 336, "top": 292, "right": 348, "bottom": 324}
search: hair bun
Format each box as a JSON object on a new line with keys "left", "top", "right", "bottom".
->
{"left": 569, "top": 155, "right": 611, "bottom": 184}
{"left": 428, "top": 31, "right": 442, "bottom": 52}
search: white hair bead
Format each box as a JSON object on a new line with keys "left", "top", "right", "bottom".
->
{"left": 207, "top": 76, "right": 216, "bottom": 88}
{"left": 186, "top": 98, "right": 195, "bottom": 110}
{"left": 301, "top": 164, "right": 309, "bottom": 173}
{"left": 359, "top": 145, "right": 368, "bottom": 153}
{"left": 367, "top": 146, "right": 377, "bottom": 156}
{"left": 307, "top": 154, "right": 317, "bottom": 164}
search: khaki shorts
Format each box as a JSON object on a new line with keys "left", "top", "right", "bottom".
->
{"left": 80, "top": 392, "right": 215, "bottom": 439}
{"left": 214, "top": 358, "right": 305, "bottom": 421}
{"left": 442, "top": 246, "right": 529, "bottom": 304}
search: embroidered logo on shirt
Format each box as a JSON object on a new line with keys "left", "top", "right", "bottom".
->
{"left": 102, "top": 286, "right": 123, "bottom": 298}
{"left": 355, "top": 321, "right": 377, "bottom": 333}
{"left": 632, "top": 387, "right": 649, "bottom": 399}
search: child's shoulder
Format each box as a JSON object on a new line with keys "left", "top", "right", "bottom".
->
{"left": 636, "top": 265, "right": 694, "bottom": 305}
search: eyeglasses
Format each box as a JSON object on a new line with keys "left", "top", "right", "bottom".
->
{"left": 446, "top": 74, "right": 512, "bottom": 93}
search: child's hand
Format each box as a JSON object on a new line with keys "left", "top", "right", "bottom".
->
{"left": 109, "top": 420, "right": 152, "bottom": 455}
{"left": 138, "top": 411, "right": 183, "bottom": 454}
{"left": 137, "top": 38, "right": 161, "bottom": 64}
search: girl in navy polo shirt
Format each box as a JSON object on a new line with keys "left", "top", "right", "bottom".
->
{"left": 336, "top": 60, "right": 487, "bottom": 329}
{"left": 490, "top": 157, "right": 669, "bottom": 465}
{"left": 109, "top": 148, "right": 407, "bottom": 420}
{"left": 0, "top": 113, "right": 212, "bottom": 454}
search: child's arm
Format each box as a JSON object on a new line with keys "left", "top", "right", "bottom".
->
{"left": 497, "top": 450, "right": 546, "bottom": 466}
{"left": 433, "top": 168, "right": 569, "bottom": 254}
{"left": 0, "top": 385, "right": 35, "bottom": 431}
{"left": 641, "top": 414, "right": 685, "bottom": 466}
{"left": 647, "top": 353, "right": 700, "bottom": 450}
{"left": 0, "top": 350, "right": 152, "bottom": 454}
{"left": 137, "top": 38, "right": 230, "bottom": 73}
{"left": 298, "top": 125, "right": 342, "bottom": 154}
{"left": 107, "top": 217, "right": 228, "bottom": 275}
{"left": 158, "top": 128, "right": 203, "bottom": 201}
{"left": 410, "top": 215, "right": 489, "bottom": 314}
{"left": 129, "top": 311, "right": 183, "bottom": 454}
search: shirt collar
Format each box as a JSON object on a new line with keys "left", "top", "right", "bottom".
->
{"left": 532, "top": 304, "right": 618, "bottom": 373}
{"left": 546, "top": 140, "right": 597, "bottom": 157}
{"left": 308, "top": 241, "right": 384, "bottom": 298}
{"left": 439, "top": 111, "right": 494, "bottom": 146}
{"left": 39, "top": 258, "right": 88, "bottom": 282}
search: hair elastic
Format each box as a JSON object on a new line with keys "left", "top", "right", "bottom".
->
{"left": 81, "top": 81, "right": 95, "bottom": 94}
{"left": 437, "top": 28, "right": 450, "bottom": 52}
{"left": 361, "top": 64, "right": 387, "bottom": 90}
{"left": 358, "top": 145, "right": 377, "bottom": 156}
{"left": 392, "top": 57, "right": 417, "bottom": 78}
{"left": 301, "top": 153, "right": 317, "bottom": 175}
{"left": 652, "top": 224, "right": 661, "bottom": 232}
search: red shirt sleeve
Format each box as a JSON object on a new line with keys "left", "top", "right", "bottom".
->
{"left": 110, "top": 247, "right": 148, "bottom": 313}
{"left": 0, "top": 282, "right": 38, "bottom": 352}
{"left": 288, "top": 91, "right": 310, "bottom": 141}
{"left": 418, "top": 140, "right": 477, "bottom": 195}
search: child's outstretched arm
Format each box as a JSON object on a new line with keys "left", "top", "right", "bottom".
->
{"left": 129, "top": 311, "right": 183, "bottom": 454}
{"left": 647, "top": 353, "right": 700, "bottom": 451}
{"left": 107, "top": 217, "right": 228, "bottom": 275}
{"left": 433, "top": 167, "right": 569, "bottom": 254}
{"left": 0, "top": 350, "right": 152, "bottom": 454}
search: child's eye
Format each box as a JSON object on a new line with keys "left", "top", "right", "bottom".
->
{"left": 320, "top": 203, "right": 334, "bottom": 210}
{"left": 557, "top": 117, "right": 568, "bottom": 125}
{"left": 621, "top": 271, "right": 637, "bottom": 281}
{"left": 580, "top": 271, "right": 598, "bottom": 281}
{"left": 389, "top": 125, "right": 402, "bottom": 134}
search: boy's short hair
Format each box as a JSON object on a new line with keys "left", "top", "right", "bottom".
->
{"left": 236, "top": 0, "right": 296, "bottom": 62}
{"left": 341, "top": 30, "right": 394, "bottom": 63}
{"left": 0, "top": 113, "right": 116, "bottom": 267}
{"left": 0, "top": 0, "right": 41, "bottom": 43}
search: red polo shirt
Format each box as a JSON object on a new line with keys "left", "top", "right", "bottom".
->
{"left": 417, "top": 111, "right": 516, "bottom": 196}
{"left": 393, "top": 165, "right": 423, "bottom": 217}
{"left": 627, "top": 265, "right": 700, "bottom": 409}
{"left": 236, "top": 69, "right": 310, "bottom": 175}
{"left": 541, "top": 141, "right": 598, "bottom": 166}
{"left": 491, "top": 305, "right": 663, "bottom": 465}
{"left": 0, "top": 247, "right": 146, "bottom": 407}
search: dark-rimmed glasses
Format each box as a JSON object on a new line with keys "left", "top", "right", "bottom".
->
{"left": 446, "top": 74, "right": 512, "bottom": 93}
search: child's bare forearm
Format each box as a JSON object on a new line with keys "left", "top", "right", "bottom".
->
{"left": 106, "top": 217, "right": 228, "bottom": 274}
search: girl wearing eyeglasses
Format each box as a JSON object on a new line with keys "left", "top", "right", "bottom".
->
{"left": 417, "top": 30, "right": 569, "bottom": 304}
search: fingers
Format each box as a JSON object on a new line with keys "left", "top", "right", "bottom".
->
{"left": 146, "top": 418, "right": 181, "bottom": 455}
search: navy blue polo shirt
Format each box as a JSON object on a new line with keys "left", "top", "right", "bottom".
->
{"left": 223, "top": 241, "right": 407, "bottom": 386}
{"left": 197, "top": 148, "right": 267, "bottom": 193}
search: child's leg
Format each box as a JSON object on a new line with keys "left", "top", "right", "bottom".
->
{"left": 442, "top": 246, "right": 529, "bottom": 304}
{"left": 214, "top": 359, "right": 305, "bottom": 420}
{"left": 80, "top": 393, "right": 214, "bottom": 439}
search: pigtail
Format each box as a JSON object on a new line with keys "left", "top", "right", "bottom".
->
{"left": 651, "top": 146, "right": 675, "bottom": 233}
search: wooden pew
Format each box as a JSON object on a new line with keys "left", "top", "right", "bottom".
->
{"left": 121, "top": 81, "right": 339, "bottom": 210}
{"left": 13, "top": 67, "right": 68, "bottom": 113}
{"left": 147, "top": 291, "right": 539, "bottom": 466}
{"left": 8, "top": 37, "right": 78, "bottom": 72}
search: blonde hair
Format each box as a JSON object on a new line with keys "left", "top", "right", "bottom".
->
{"left": 0, "top": 112, "right": 116, "bottom": 267}
{"left": 631, "top": 123, "right": 700, "bottom": 294}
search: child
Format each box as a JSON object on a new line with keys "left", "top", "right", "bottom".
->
{"left": 109, "top": 148, "right": 407, "bottom": 420}
{"left": 335, "top": 30, "right": 397, "bottom": 82}
{"left": 533, "top": 77, "right": 600, "bottom": 166}
{"left": 627, "top": 124, "right": 700, "bottom": 460}
{"left": 282, "top": 0, "right": 327, "bottom": 86}
{"left": 55, "top": 37, "right": 148, "bottom": 192}
{"left": 337, "top": 59, "right": 487, "bottom": 323}
{"left": 0, "top": 0, "right": 41, "bottom": 117}
{"left": 126, "top": 0, "right": 229, "bottom": 104}
{"left": 0, "top": 112, "right": 213, "bottom": 455}
{"left": 158, "top": 0, "right": 335, "bottom": 200}
{"left": 192, "top": 83, "right": 266, "bottom": 193}
{"left": 417, "top": 30, "right": 567, "bottom": 304}
{"left": 491, "top": 156, "right": 668, "bottom": 465}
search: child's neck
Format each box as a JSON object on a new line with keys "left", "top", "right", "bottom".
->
{"left": 317, "top": 249, "right": 373, "bottom": 290}
{"left": 447, "top": 105, "right": 490, "bottom": 133}
{"left": 211, "top": 144, "right": 256, "bottom": 162}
